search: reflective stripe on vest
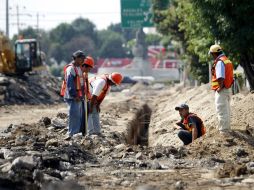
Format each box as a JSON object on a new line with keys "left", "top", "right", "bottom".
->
{"left": 211, "top": 55, "right": 234, "bottom": 91}
{"left": 89, "top": 74, "right": 110, "bottom": 103}
{"left": 60, "top": 63, "right": 83, "bottom": 97}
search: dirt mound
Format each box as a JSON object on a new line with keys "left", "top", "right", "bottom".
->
{"left": 149, "top": 84, "right": 254, "bottom": 148}
{"left": 130, "top": 82, "right": 150, "bottom": 92}
{"left": 0, "top": 73, "right": 62, "bottom": 105}
{"left": 149, "top": 84, "right": 216, "bottom": 147}
{"left": 149, "top": 83, "right": 254, "bottom": 175}
{"left": 187, "top": 92, "right": 254, "bottom": 160}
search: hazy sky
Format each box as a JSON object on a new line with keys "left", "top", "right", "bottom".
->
{"left": 0, "top": 0, "right": 121, "bottom": 37}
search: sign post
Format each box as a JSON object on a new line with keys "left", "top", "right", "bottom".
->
{"left": 121, "top": 0, "right": 153, "bottom": 28}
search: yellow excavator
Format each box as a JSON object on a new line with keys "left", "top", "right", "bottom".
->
{"left": 0, "top": 34, "right": 45, "bottom": 75}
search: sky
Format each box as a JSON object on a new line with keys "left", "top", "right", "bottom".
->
{"left": 0, "top": 0, "right": 121, "bottom": 37}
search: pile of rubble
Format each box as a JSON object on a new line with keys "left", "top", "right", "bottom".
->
{"left": 0, "top": 73, "right": 62, "bottom": 105}
{"left": 0, "top": 110, "right": 192, "bottom": 189}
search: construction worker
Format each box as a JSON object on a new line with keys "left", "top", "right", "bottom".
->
{"left": 174, "top": 104, "right": 206, "bottom": 145}
{"left": 60, "top": 50, "right": 86, "bottom": 139}
{"left": 80, "top": 56, "right": 94, "bottom": 135}
{"left": 209, "top": 44, "right": 234, "bottom": 134}
{"left": 87, "top": 72, "right": 123, "bottom": 136}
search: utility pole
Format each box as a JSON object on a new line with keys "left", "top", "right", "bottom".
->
{"left": 36, "top": 13, "right": 45, "bottom": 37}
{"left": 12, "top": 5, "right": 32, "bottom": 35}
{"left": 36, "top": 12, "right": 39, "bottom": 33}
{"left": 16, "top": 5, "right": 20, "bottom": 34}
{"left": 6, "top": 0, "right": 9, "bottom": 37}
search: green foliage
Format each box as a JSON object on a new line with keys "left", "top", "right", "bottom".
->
{"left": 145, "top": 34, "right": 162, "bottom": 46}
{"left": 153, "top": 0, "right": 211, "bottom": 83}
{"left": 98, "top": 30, "right": 127, "bottom": 58}
{"left": 49, "top": 23, "right": 75, "bottom": 44}
{"left": 191, "top": 0, "right": 254, "bottom": 89}
{"left": 153, "top": 0, "right": 254, "bottom": 88}
{"left": 107, "top": 23, "right": 137, "bottom": 42}
{"left": 72, "top": 18, "right": 98, "bottom": 44}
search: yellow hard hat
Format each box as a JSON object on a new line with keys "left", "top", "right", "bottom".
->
{"left": 209, "top": 44, "right": 223, "bottom": 54}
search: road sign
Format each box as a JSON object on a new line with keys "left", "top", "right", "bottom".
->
{"left": 121, "top": 0, "right": 154, "bottom": 28}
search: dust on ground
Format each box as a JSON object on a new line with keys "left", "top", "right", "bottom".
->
{"left": 0, "top": 82, "right": 254, "bottom": 189}
{"left": 0, "top": 103, "right": 67, "bottom": 129}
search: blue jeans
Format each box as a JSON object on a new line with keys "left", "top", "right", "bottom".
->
{"left": 88, "top": 103, "right": 100, "bottom": 135}
{"left": 65, "top": 99, "right": 84, "bottom": 136}
{"left": 178, "top": 130, "right": 192, "bottom": 145}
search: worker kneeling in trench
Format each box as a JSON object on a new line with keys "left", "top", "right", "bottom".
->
{"left": 174, "top": 103, "right": 206, "bottom": 145}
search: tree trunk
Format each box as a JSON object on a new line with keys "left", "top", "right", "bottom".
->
{"left": 240, "top": 54, "right": 254, "bottom": 91}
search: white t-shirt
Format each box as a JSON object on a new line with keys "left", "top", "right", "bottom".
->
{"left": 89, "top": 78, "right": 110, "bottom": 96}
{"left": 66, "top": 65, "right": 84, "bottom": 86}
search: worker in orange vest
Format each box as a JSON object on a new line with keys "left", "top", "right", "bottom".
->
{"left": 80, "top": 56, "right": 94, "bottom": 135}
{"left": 60, "top": 50, "right": 87, "bottom": 139}
{"left": 209, "top": 44, "right": 234, "bottom": 135}
{"left": 87, "top": 72, "right": 123, "bottom": 136}
{"left": 174, "top": 103, "right": 206, "bottom": 145}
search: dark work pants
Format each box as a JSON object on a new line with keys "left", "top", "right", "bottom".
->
{"left": 178, "top": 130, "right": 192, "bottom": 145}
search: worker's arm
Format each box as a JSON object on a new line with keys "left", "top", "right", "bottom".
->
{"left": 174, "top": 121, "right": 185, "bottom": 130}
{"left": 89, "top": 95, "right": 98, "bottom": 113}
{"left": 90, "top": 79, "right": 106, "bottom": 112}
{"left": 216, "top": 78, "right": 225, "bottom": 92}
{"left": 66, "top": 68, "right": 78, "bottom": 99}
{"left": 215, "top": 60, "right": 225, "bottom": 92}
{"left": 188, "top": 117, "right": 198, "bottom": 142}
{"left": 96, "top": 101, "right": 101, "bottom": 113}
{"left": 191, "top": 124, "right": 198, "bottom": 142}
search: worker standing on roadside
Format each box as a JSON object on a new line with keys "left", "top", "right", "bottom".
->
{"left": 60, "top": 50, "right": 86, "bottom": 139}
{"left": 174, "top": 104, "right": 206, "bottom": 145}
{"left": 80, "top": 56, "right": 94, "bottom": 135}
{"left": 209, "top": 44, "right": 234, "bottom": 135}
{"left": 87, "top": 72, "right": 123, "bottom": 136}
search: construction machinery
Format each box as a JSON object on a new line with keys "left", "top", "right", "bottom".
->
{"left": 0, "top": 34, "right": 45, "bottom": 75}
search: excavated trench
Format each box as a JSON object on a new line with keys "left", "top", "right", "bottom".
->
{"left": 126, "top": 104, "right": 152, "bottom": 146}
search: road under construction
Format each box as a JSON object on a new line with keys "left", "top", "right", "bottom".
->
{"left": 0, "top": 76, "right": 253, "bottom": 189}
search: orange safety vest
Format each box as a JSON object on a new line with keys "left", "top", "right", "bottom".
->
{"left": 211, "top": 55, "right": 234, "bottom": 91}
{"left": 60, "top": 63, "right": 83, "bottom": 98}
{"left": 183, "top": 113, "right": 206, "bottom": 136}
{"left": 88, "top": 74, "right": 110, "bottom": 103}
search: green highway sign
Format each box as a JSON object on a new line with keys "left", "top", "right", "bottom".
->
{"left": 121, "top": 0, "right": 154, "bottom": 28}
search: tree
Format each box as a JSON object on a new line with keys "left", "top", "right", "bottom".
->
{"left": 153, "top": 0, "right": 211, "bottom": 83}
{"left": 98, "top": 30, "right": 127, "bottom": 58}
{"left": 49, "top": 23, "right": 75, "bottom": 44}
{"left": 72, "top": 18, "right": 98, "bottom": 45}
{"left": 191, "top": 0, "right": 254, "bottom": 90}
{"left": 48, "top": 18, "right": 98, "bottom": 63}
{"left": 107, "top": 23, "right": 137, "bottom": 42}
{"left": 145, "top": 33, "right": 162, "bottom": 46}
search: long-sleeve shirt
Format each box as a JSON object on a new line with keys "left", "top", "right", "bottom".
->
{"left": 64, "top": 62, "right": 84, "bottom": 99}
